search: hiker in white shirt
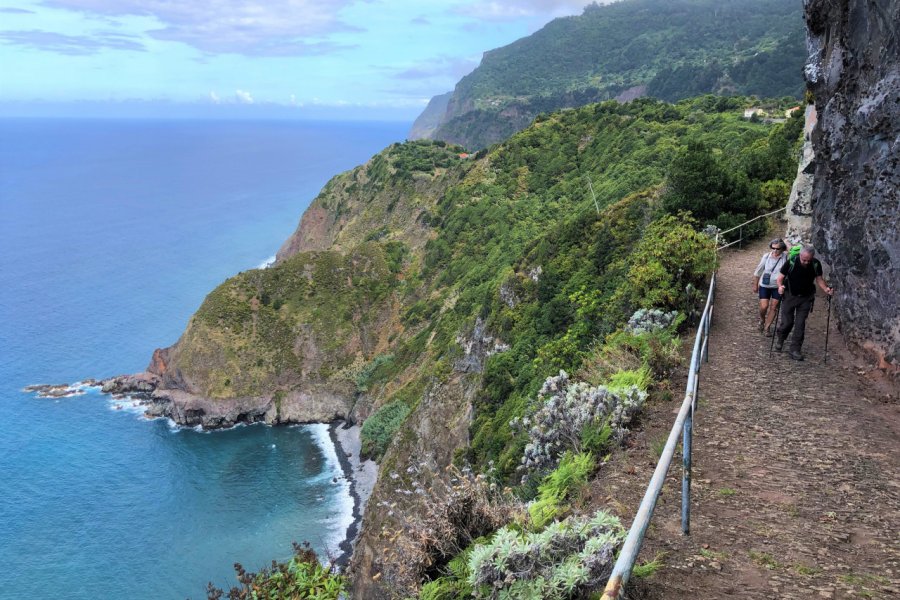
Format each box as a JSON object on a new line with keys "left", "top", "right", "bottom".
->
{"left": 752, "top": 238, "right": 787, "bottom": 336}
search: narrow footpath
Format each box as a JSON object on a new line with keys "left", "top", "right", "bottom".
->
{"left": 599, "top": 238, "right": 900, "bottom": 599}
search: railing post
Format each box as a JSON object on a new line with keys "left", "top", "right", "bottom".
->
{"left": 703, "top": 308, "right": 711, "bottom": 363}
{"left": 681, "top": 404, "right": 692, "bottom": 534}
{"left": 738, "top": 225, "right": 743, "bottom": 249}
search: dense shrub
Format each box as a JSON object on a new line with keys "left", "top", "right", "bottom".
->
{"left": 466, "top": 510, "right": 625, "bottom": 600}
{"left": 205, "top": 542, "right": 343, "bottom": 600}
{"left": 626, "top": 308, "right": 679, "bottom": 335}
{"left": 355, "top": 353, "right": 396, "bottom": 392}
{"left": 379, "top": 467, "right": 523, "bottom": 598}
{"left": 360, "top": 400, "right": 411, "bottom": 460}
{"left": 511, "top": 370, "right": 646, "bottom": 480}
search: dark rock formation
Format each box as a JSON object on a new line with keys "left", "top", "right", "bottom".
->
{"left": 804, "top": 0, "right": 900, "bottom": 372}
{"left": 95, "top": 372, "right": 355, "bottom": 429}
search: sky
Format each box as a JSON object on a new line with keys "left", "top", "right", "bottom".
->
{"left": 0, "top": 0, "right": 606, "bottom": 120}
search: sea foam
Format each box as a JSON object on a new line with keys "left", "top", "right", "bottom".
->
{"left": 307, "top": 423, "right": 355, "bottom": 556}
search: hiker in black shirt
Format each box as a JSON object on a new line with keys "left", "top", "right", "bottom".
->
{"left": 774, "top": 246, "right": 833, "bottom": 360}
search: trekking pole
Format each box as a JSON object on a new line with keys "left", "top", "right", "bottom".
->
{"left": 824, "top": 295, "right": 832, "bottom": 364}
{"left": 768, "top": 301, "right": 782, "bottom": 357}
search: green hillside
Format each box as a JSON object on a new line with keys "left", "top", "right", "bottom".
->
{"left": 172, "top": 96, "right": 801, "bottom": 464}
{"left": 169, "top": 95, "right": 803, "bottom": 597}
{"left": 413, "top": 0, "right": 804, "bottom": 149}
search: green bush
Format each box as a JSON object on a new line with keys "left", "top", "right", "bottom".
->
{"left": 355, "top": 354, "right": 396, "bottom": 392}
{"left": 360, "top": 401, "right": 411, "bottom": 460}
{"left": 529, "top": 452, "right": 595, "bottom": 528}
{"left": 607, "top": 367, "right": 652, "bottom": 392}
{"left": 205, "top": 542, "right": 343, "bottom": 600}
{"left": 466, "top": 510, "right": 625, "bottom": 599}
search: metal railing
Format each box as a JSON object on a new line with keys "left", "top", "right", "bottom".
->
{"left": 600, "top": 207, "right": 787, "bottom": 598}
{"left": 716, "top": 206, "right": 787, "bottom": 251}
{"left": 600, "top": 267, "right": 715, "bottom": 599}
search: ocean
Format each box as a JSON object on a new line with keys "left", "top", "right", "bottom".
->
{"left": 0, "top": 118, "right": 407, "bottom": 599}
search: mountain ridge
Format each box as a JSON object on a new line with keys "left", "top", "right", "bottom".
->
{"left": 411, "top": 0, "right": 805, "bottom": 149}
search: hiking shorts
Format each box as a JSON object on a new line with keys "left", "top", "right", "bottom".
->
{"left": 758, "top": 287, "right": 782, "bottom": 300}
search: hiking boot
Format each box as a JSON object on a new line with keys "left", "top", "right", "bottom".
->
{"left": 765, "top": 327, "right": 774, "bottom": 337}
{"left": 788, "top": 350, "right": 804, "bottom": 361}
{"left": 757, "top": 319, "right": 764, "bottom": 332}
{"left": 774, "top": 338, "right": 784, "bottom": 352}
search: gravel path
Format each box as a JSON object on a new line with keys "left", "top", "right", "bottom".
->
{"left": 595, "top": 238, "right": 900, "bottom": 599}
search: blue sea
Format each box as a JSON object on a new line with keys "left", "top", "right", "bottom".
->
{"left": 0, "top": 118, "right": 407, "bottom": 599}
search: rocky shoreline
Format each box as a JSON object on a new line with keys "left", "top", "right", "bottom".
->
{"left": 330, "top": 421, "right": 378, "bottom": 568}
{"left": 27, "top": 372, "right": 354, "bottom": 429}
{"left": 25, "top": 375, "right": 379, "bottom": 567}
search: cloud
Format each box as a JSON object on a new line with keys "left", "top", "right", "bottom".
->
{"left": 452, "top": 0, "right": 608, "bottom": 21}
{"left": 209, "top": 91, "right": 220, "bottom": 104}
{"left": 0, "top": 29, "right": 145, "bottom": 54}
{"left": 410, "top": 16, "right": 430, "bottom": 25}
{"left": 235, "top": 89, "right": 254, "bottom": 104}
{"left": 392, "top": 55, "right": 480, "bottom": 81}
{"left": 0, "top": 7, "right": 36, "bottom": 13}
{"left": 41, "top": 0, "right": 366, "bottom": 56}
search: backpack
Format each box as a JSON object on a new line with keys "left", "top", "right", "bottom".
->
{"left": 787, "top": 244, "right": 803, "bottom": 272}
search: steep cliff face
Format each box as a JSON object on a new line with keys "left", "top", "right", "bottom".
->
{"left": 276, "top": 142, "right": 466, "bottom": 262}
{"left": 408, "top": 91, "right": 453, "bottom": 141}
{"left": 804, "top": 0, "right": 900, "bottom": 371}
{"left": 136, "top": 142, "right": 469, "bottom": 428}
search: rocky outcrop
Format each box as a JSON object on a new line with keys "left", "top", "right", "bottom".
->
{"left": 275, "top": 204, "right": 337, "bottom": 260}
{"left": 347, "top": 372, "right": 478, "bottom": 599}
{"left": 784, "top": 105, "right": 817, "bottom": 244}
{"left": 804, "top": 0, "right": 900, "bottom": 371}
{"left": 97, "top": 373, "right": 355, "bottom": 429}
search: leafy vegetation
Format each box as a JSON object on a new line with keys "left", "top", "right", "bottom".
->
{"left": 529, "top": 451, "right": 596, "bottom": 528}
{"left": 173, "top": 96, "right": 801, "bottom": 471}
{"left": 465, "top": 510, "right": 625, "bottom": 599}
{"left": 360, "top": 400, "right": 412, "bottom": 460}
{"left": 205, "top": 543, "right": 343, "bottom": 600}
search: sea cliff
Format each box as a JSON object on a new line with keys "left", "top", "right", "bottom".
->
{"left": 804, "top": 0, "right": 900, "bottom": 373}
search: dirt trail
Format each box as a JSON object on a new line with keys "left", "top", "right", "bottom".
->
{"left": 594, "top": 238, "right": 900, "bottom": 599}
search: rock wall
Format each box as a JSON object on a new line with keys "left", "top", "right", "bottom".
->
{"left": 804, "top": 0, "right": 900, "bottom": 371}
{"left": 784, "top": 104, "right": 817, "bottom": 245}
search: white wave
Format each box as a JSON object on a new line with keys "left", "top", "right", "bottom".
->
{"left": 257, "top": 255, "right": 277, "bottom": 269}
{"left": 106, "top": 394, "right": 148, "bottom": 415}
{"left": 308, "top": 423, "right": 355, "bottom": 555}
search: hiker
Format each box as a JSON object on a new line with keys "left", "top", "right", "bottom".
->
{"left": 774, "top": 246, "right": 833, "bottom": 360}
{"left": 753, "top": 238, "right": 787, "bottom": 335}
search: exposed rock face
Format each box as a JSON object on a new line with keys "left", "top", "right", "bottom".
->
{"left": 347, "top": 372, "right": 477, "bottom": 599}
{"left": 275, "top": 204, "right": 337, "bottom": 260}
{"left": 804, "top": 0, "right": 900, "bottom": 371}
{"left": 784, "top": 105, "right": 817, "bottom": 244}
{"left": 98, "top": 374, "right": 356, "bottom": 429}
